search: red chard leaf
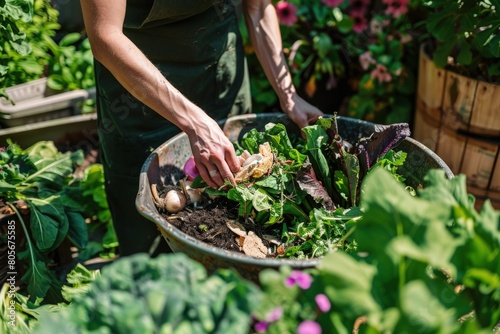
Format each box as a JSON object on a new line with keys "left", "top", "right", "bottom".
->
{"left": 357, "top": 123, "right": 411, "bottom": 174}
{"left": 297, "top": 162, "right": 336, "bottom": 211}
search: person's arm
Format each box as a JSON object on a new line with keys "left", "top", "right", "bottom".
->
{"left": 80, "top": 0, "right": 239, "bottom": 188}
{"left": 242, "top": 0, "right": 324, "bottom": 129}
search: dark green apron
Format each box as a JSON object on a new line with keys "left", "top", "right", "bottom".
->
{"left": 94, "top": 0, "right": 251, "bottom": 256}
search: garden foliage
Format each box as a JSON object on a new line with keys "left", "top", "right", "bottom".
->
{"left": 32, "top": 253, "right": 261, "bottom": 334}
{"left": 0, "top": 141, "right": 114, "bottom": 303}
{"left": 199, "top": 115, "right": 410, "bottom": 259}
{"left": 273, "top": 0, "right": 420, "bottom": 123}
{"left": 0, "top": 0, "right": 59, "bottom": 94}
{"left": 422, "top": 0, "right": 500, "bottom": 80}
{"left": 254, "top": 168, "right": 500, "bottom": 333}
{"left": 19, "top": 168, "right": 500, "bottom": 334}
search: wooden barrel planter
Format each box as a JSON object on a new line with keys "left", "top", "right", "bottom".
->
{"left": 413, "top": 44, "right": 500, "bottom": 210}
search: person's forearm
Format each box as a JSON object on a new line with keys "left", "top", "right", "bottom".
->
{"left": 243, "top": 0, "right": 296, "bottom": 110}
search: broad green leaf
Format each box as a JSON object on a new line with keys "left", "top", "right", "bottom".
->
{"left": 400, "top": 281, "right": 459, "bottom": 333}
{"left": 359, "top": 168, "right": 450, "bottom": 254}
{"left": 17, "top": 250, "right": 54, "bottom": 301}
{"left": 318, "top": 251, "right": 381, "bottom": 327}
{"left": 302, "top": 125, "right": 333, "bottom": 195}
{"left": 66, "top": 211, "right": 88, "bottom": 249}
{"left": 252, "top": 188, "right": 273, "bottom": 212}
{"left": 28, "top": 197, "right": 69, "bottom": 252}
{"left": 426, "top": 11, "right": 456, "bottom": 42}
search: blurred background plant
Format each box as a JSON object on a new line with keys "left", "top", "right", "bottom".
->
{"left": 0, "top": 0, "right": 95, "bottom": 112}
{"left": 254, "top": 0, "right": 424, "bottom": 124}
{"left": 419, "top": 0, "right": 500, "bottom": 82}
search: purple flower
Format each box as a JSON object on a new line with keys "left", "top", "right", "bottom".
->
{"left": 315, "top": 294, "right": 331, "bottom": 312}
{"left": 254, "top": 321, "right": 268, "bottom": 333}
{"left": 297, "top": 320, "right": 322, "bottom": 334}
{"left": 275, "top": 1, "right": 298, "bottom": 26}
{"left": 284, "top": 270, "right": 312, "bottom": 290}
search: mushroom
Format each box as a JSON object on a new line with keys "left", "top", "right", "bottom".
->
{"left": 151, "top": 184, "right": 187, "bottom": 213}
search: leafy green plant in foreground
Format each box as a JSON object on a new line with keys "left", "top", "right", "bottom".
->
{"left": 1, "top": 263, "right": 99, "bottom": 334}
{"left": 25, "top": 168, "right": 500, "bottom": 334}
{"left": 32, "top": 253, "right": 261, "bottom": 334}
{"left": 254, "top": 168, "right": 500, "bottom": 333}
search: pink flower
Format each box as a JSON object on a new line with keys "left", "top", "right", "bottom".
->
{"left": 275, "top": 1, "right": 298, "bottom": 26}
{"left": 350, "top": 11, "right": 368, "bottom": 33}
{"left": 383, "top": 0, "right": 410, "bottom": 18}
{"left": 266, "top": 307, "right": 283, "bottom": 322}
{"left": 297, "top": 320, "right": 322, "bottom": 334}
{"left": 315, "top": 294, "right": 331, "bottom": 312}
{"left": 253, "top": 307, "right": 282, "bottom": 332}
{"left": 359, "top": 51, "right": 376, "bottom": 70}
{"left": 183, "top": 156, "right": 199, "bottom": 181}
{"left": 284, "top": 270, "right": 312, "bottom": 289}
{"left": 321, "top": 0, "right": 343, "bottom": 7}
{"left": 371, "top": 64, "right": 392, "bottom": 83}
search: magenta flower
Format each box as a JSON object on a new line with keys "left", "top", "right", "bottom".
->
{"left": 284, "top": 270, "right": 312, "bottom": 289}
{"left": 371, "top": 64, "right": 392, "bottom": 83}
{"left": 297, "top": 320, "right": 322, "bottom": 334}
{"left": 254, "top": 321, "right": 268, "bottom": 333}
{"left": 315, "top": 294, "right": 331, "bottom": 312}
{"left": 383, "top": 0, "right": 410, "bottom": 18}
{"left": 275, "top": 1, "right": 298, "bottom": 26}
{"left": 321, "top": 0, "right": 343, "bottom": 7}
{"left": 350, "top": 11, "right": 368, "bottom": 33}
{"left": 183, "top": 156, "right": 199, "bottom": 181}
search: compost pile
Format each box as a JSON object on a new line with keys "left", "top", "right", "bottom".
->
{"left": 154, "top": 116, "right": 412, "bottom": 259}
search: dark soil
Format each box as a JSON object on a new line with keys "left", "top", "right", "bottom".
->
{"left": 155, "top": 186, "right": 280, "bottom": 256}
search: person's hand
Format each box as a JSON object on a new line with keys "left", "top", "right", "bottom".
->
{"left": 281, "top": 94, "right": 324, "bottom": 129}
{"left": 186, "top": 118, "right": 240, "bottom": 189}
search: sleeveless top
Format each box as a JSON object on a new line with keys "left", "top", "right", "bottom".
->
{"left": 94, "top": 0, "right": 251, "bottom": 176}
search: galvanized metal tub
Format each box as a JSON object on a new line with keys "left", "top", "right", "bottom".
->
{"left": 136, "top": 113, "right": 453, "bottom": 281}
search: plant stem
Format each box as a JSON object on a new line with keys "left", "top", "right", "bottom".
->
{"left": 335, "top": 225, "right": 356, "bottom": 250}
{"left": 7, "top": 202, "right": 36, "bottom": 267}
